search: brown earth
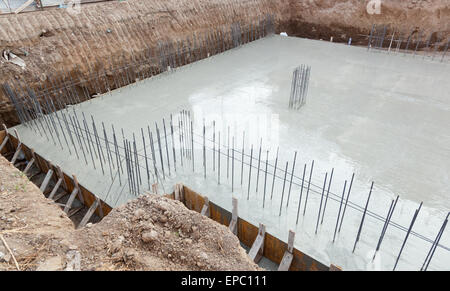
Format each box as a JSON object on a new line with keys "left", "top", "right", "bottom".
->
{"left": 0, "top": 0, "right": 449, "bottom": 126}
{"left": 0, "top": 155, "right": 260, "bottom": 270}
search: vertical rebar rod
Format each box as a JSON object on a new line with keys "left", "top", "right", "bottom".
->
{"left": 123, "top": 138, "right": 132, "bottom": 195}
{"left": 321, "top": 168, "right": 334, "bottom": 224}
{"left": 333, "top": 180, "right": 347, "bottom": 243}
{"left": 421, "top": 212, "right": 449, "bottom": 271}
{"left": 70, "top": 115, "right": 87, "bottom": 165}
{"left": 74, "top": 110, "right": 89, "bottom": 156}
{"left": 163, "top": 119, "right": 171, "bottom": 176}
{"left": 91, "top": 116, "right": 105, "bottom": 175}
{"left": 83, "top": 113, "right": 97, "bottom": 158}
{"left": 82, "top": 116, "right": 96, "bottom": 169}
{"left": 286, "top": 151, "right": 297, "bottom": 208}
{"left": 133, "top": 135, "right": 142, "bottom": 188}
{"left": 170, "top": 114, "right": 177, "bottom": 172}
{"left": 241, "top": 131, "right": 245, "bottom": 185}
{"left": 247, "top": 144, "right": 253, "bottom": 200}
{"left": 368, "top": 24, "right": 375, "bottom": 50}
{"left": 413, "top": 31, "right": 422, "bottom": 57}
{"left": 270, "top": 147, "right": 279, "bottom": 200}
{"left": 393, "top": 202, "right": 423, "bottom": 270}
{"left": 178, "top": 116, "right": 184, "bottom": 167}
{"left": 227, "top": 126, "right": 230, "bottom": 179}
{"left": 303, "top": 160, "right": 315, "bottom": 216}
{"left": 338, "top": 173, "right": 355, "bottom": 233}
{"left": 155, "top": 123, "right": 166, "bottom": 180}
{"left": 148, "top": 128, "right": 159, "bottom": 186}
{"left": 51, "top": 101, "right": 71, "bottom": 154}
{"left": 263, "top": 150, "right": 268, "bottom": 208}
{"left": 255, "top": 138, "right": 262, "bottom": 193}
{"left": 213, "top": 121, "right": 215, "bottom": 171}
{"left": 373, "top": 196, "right": 399, "bottom": 261}
{"left": 203, "top": 119, "right": 206, "bottom": 179}
{"left": 279, "top": 161, "right": 289, "bottom": 216}
{"left": 352, "top": 181, "right": 374, "bottom": 253}
{"left": 112, "top": 126, "right": 122, "bottom": 186}
{"left": 103, "top": 124, "right": 114, "bottom": 180}
{"left": 141, "top": 128, "right": 150, "bottom": 189}
{"left": 61, "top": 112, "right": 78, "bottom": 159}
{"left": 112, "top": 125, "right": 123, "bottom": 174}
{"left": 191, "top": 120, "right": 194, "bottom": 172}
{"left": 296, "top": 164, "right": 307, "bottom": 225}
{"left": 218, "top": 132, "right": 221, "bottom": 185}
{"left": 315, "top": 172, "right": 328, "bottom": 234}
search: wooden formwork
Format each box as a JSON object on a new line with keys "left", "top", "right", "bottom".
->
{"left": 0, "top": 129, "right": 335, "bottom": 271}
{"left": 181, "top": 186, "right": 330, "bottom": 271}
{"left": 0, "top": 129, "right": 112, "bottom": 217}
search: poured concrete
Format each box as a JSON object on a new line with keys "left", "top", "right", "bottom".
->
{"left": 14, "top": 35, "right": 450, "bottom": 270}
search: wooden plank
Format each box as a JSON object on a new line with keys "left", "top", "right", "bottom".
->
{"left": 278, "top": 230, "right": 296, "bottom": 271}
{"left": 181, "top": 185, "right": 330, "bottom": 271}
{"left": 68, "top": 207, "right": 83, "bottom": 218}
{"left": 48, "top": 178, "right": 62, "bottom": 200}
{"left": 0, "top": 136, "right": 9, "bottom": 152}
{"left": 174, "top": 183, "right": 180, "bottom": 200}
{"left": 248, "top": 223, "right": 265, "bottom": 263}
{"left": 287, "top": 230, "right": 295, "bottom": 253}
{"left": 278, "top": 252, "right": 294, "bottom": 271}
{"left": 23, "top": 158, "right": 35, "bottom": 175}
{"left": 97, "top": 198, "right": 104, "bottom": 218}
{"left": 39, "top": 169, "right": 53, "bottom": 193}
{"left": 179, "top": 183, "right": 185, "bottom": 203}
{"left": 56, "top": 166, "right": 67, "bottom": 190}
{"left": 152, "top": 183, "right": 158, "bottom": 194}
{"left": 72, "top": 175, "right": 84, "bottom": 204}
{"left": 53, "top": 191, "right": 68, "bottom": 202}
{"left": 46, "top": 161, "right": 56, "bottom": 183}
{"left": 64, "top": 188, "right": 79, "bottom": 213}
{"left": 228, "top": 197, "right": 238, "bottom": 235}
{"left": 78, "top": 199, "right": 99, "bottom": 229}
{"left": 200, "top": 197, "right": 210, "bottom": 217}
{"left": 14, "top": 0, "right": 35, "bottom": 14}
{"left": 10, "top": 142, "right": 22, "bottom": 164}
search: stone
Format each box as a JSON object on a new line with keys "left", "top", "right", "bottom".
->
{"left": 133, "top": 209, "right": 145, "bottom": 221}
{"left": 36, "top": 256, "right": 63, "bottom": 271}
{"left": 159, "top": 215, "right": 168, "bottom": 223}
{"left": 141, "top": 230, "right": 158, "bottom": 243}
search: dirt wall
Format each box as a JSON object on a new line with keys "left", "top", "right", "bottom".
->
{"left": 0, "top": 0, "right": 286, "bottom": 126}
{"left": 0, "top": 0, "right": 448, "bottom": 127}
{"left": 284, "top": 0, "right": 449, "bottom": 44}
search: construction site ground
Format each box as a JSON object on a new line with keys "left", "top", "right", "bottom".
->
{"left": 0, "top": 155, "right": 260, "bottom": 271}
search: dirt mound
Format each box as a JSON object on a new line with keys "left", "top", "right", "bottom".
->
{"left": 0, "top": 156, "right": 74, "bottom": 270}
{"left": 75, "top": 194, "right": 260, "bottom": 270}
{"left": 0, "top": 156, "right": 259, "bottom": 270}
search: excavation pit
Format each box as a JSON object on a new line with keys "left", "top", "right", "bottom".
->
{"left": 9, "top": 35, "right": 450, "bottom": 271}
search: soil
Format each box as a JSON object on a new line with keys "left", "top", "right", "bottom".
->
{"left": 0, "top": 0, "right": 448, "bottom": 126}
{"left": 0, "top": 155, "right": 260, "bottom": 270}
